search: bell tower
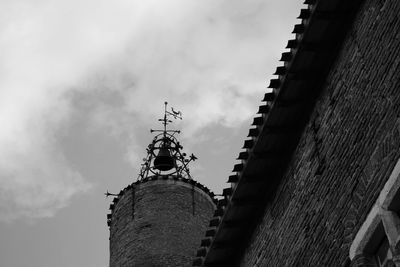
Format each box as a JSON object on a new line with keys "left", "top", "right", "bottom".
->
{"left": 107, "top": 102, "right": 216, "bottom": 267}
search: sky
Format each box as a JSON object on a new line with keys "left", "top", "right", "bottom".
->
{"left": 0, "top": 0, "right": 303, "bottom": 266}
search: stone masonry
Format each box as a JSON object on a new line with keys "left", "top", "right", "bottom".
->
{"left": 109, "top": 176, "right": 215, "bottom": 267}
{"left": 238, "top": 0, "right": 400, "bottom": 266}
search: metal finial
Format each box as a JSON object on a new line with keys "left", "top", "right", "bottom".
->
{"left": 156, "top": 101, "right": 182, "bottom": 134}
{"left": 137, "top": 102, "right": 196, "bottom": 180}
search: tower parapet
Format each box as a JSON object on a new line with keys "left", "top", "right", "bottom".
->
{"left": 107, "top": 102, "right": 216, "bottom": 267}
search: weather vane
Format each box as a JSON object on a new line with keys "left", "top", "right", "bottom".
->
{"left": 151, "top": 101, "right": 182, "bottom": 135}
{"left": 136, "top": 101, "right": 197, "bottom": 180}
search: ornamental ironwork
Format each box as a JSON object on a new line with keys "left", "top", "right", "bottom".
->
{"left": 137, "top": 102, "right": 197, "bottom": 180}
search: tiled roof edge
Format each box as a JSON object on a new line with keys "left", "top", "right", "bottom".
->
{"left": 195, "top": 0, "right": 365, "bottom": 265}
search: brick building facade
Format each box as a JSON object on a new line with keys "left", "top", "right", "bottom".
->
{"left": 194, "top": 0, "right": 400, "bottom": 266}
{"left": 108, "top": 0, "right": 400, "bottom": 266}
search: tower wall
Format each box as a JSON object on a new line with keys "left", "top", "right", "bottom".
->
{"left": 109, "top": 176, "right": 216, "bottom": 267}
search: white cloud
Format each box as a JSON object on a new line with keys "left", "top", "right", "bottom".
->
{"left": 0, "top": 0, "right": 301, "bottom": 220}
{"left": 0, "top": 88, "right": 91, "bottom": 221}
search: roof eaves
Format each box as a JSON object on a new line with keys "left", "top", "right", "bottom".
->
{"left": 195, "top": 0, "right": 365, "bottom": 265}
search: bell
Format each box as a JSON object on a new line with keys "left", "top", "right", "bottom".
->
{"left": 154, "top": 147, "right": 175, "bottom": 171}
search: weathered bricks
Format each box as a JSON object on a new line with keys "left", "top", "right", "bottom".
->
{"left": 109, "top": 177, "right": 215, "bottom": 267}
{"left": 239, "top": 0, "right": 400, "bottom": 266}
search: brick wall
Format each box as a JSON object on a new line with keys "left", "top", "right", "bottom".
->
{"left": 239, "top": 0, "right": 400, "bottom": 266}
{"left": 109, "top": 177, "right": 215, "bottom": 267}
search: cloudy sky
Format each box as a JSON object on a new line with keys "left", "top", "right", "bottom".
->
{"left": 0, "top": 0, "right": 303, "bottom": 266}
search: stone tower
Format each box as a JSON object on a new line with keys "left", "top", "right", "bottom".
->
{"left": 107, "top": 102, "right": 216, "bottom": 267}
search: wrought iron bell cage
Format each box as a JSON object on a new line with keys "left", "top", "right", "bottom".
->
{"left": 137, "top": 102, "right": 197, "bottom": 180}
